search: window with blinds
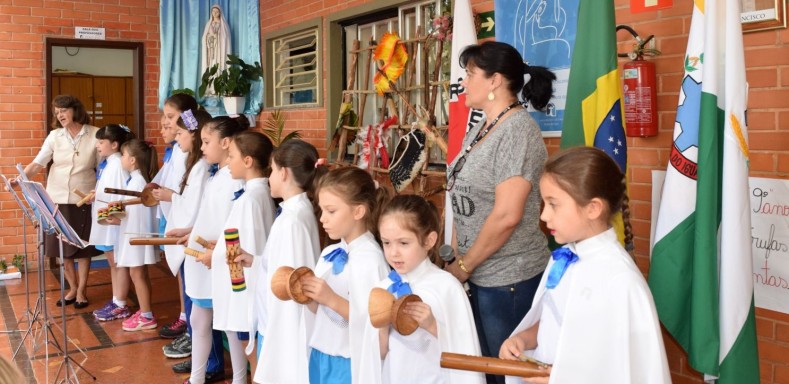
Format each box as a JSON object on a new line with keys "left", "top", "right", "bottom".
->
{"left": 272, "top": 28, "right": 319, "bottom": 108}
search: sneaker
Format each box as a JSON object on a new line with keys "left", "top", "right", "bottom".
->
{"left": 92, "top": 301, "right": 115, "bottom": 319}
{"left": 172, "top": 360, "right": 191, "bottom": 373}
{"left": 95, "top": 303, "right": 131, "bottom": 321}
{"left": 158, "top": 318, "right": 187, "bottom": 338}
{"left": 163, "top": 333, "right": 192, "bottom": 358}
{"left": 122, "top": 311, "right": 157, "bottom": 331}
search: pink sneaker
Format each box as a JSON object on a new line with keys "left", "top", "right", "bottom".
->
{"left": 122, "top": 311, "right": 157, "bottom": 332}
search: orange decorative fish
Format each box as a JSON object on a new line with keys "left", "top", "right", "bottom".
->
{"left": 373, "top": 33, "right": 408, "bottom": 95}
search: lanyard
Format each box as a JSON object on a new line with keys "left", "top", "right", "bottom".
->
{"left": 454, "top": 101, "right": 521, "bottom": 167}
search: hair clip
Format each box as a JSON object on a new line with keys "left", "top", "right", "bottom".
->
{"left": 314, "top": 158, "right": 327, "bottom": 168}
{"left": 181, "top": 110, "right": 199, "bottom": 131}
{"left": 118, "top": 124, "right": 131, "bottom": 132}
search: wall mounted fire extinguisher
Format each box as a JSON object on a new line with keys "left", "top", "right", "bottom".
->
{"left": 617, "top": 25, "right": 661, "bottom": 137}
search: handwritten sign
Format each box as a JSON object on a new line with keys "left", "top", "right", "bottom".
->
{"left": 750, "top": 177, "right": 789, "bottom": 314}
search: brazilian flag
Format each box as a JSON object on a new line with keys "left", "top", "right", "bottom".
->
{"left": 560, "top": 0, "right": 628, "bottom": 243}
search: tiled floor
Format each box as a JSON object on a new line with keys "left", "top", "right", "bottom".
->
{"left": 0, "top": 259, "right": 241, "bottom": 384}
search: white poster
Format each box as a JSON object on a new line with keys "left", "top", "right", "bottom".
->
{"left": 749, "top": 177, "right": 789, "bottom": 314}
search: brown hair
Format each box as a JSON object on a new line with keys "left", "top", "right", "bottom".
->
{"left": 232, "top": 131, "right": 274, "bottom": 174}
{"left": 121, "top": 139, "right": 159, "bottom": 182}
{"left": 317, "top": 167, "right": 392, "bottom": 242}
{"left": 51, "top": 94, "right": 90, "bottom": 128}
{"left": 380, "top": 194, "right": 441, "bottom": 262}
{"left": 544, "top": 146, "right": 633, "bottom": 248}
{"left": 272, "top": 140, "right": 328, "bottom": 202}
{"left": 177, "top": 109, "right": 212, "bottom": 193}
{"left": 164, "top": 93, "right": 198, "bottom": 114}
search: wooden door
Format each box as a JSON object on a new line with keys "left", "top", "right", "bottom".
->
{"left": 93, "top": 77, "right": 128, "bottom": 128}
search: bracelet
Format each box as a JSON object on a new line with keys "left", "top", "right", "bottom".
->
{"left": 458, "top": 258, "right": 472, "bottom": 274}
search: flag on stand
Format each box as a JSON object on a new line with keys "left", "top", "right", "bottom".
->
{"left": 445, "top": 0, "right": 483, "bottom": 243}
{"left": 648, "top": 1, "right": 759, "bottom": 383}
{"left": 559, "top": 0, "right": 627, "bottom": 242}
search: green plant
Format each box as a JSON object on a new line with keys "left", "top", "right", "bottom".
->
{"left": 199, "top": 54, "right": 263, "bottom": 97}
{"left": 0, "top": 259, "right": 7, "bottom": 274}
{"left": 11, "top": 254, "right": 24, "bottom": 272}
{"left": 170, "top": 88, "right": 195, "bottom": 97}
{"left": 262, "top": 109, "right": 301, "bottom": 147}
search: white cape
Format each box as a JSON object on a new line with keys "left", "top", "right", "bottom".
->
{"left": 89, "top": 153, "right": 128, "bottom": 247}
{"left": 506, "top": 229, "right": 671, "bottom": 384}
{"left": 359, "top": 258, "right": 485, "bottom": 384}
{"left": 164, "top": 159, "right": 208, "bottom": 275}
{"left": 252, "top": 192, "right": 320, "bottom": 384}
{"left": 116, "top": 170, "right": 158, "bottom": 267}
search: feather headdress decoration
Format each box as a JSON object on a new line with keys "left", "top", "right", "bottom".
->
{"left": 373, "top": 33, "right": 408, "bottom": 95}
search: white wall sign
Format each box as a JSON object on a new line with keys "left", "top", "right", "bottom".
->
{"left": 75, "top": 27, "right": 106, "bottom": 40}
{"left": 749, "top": 177, "right": 789, "bottom": 314}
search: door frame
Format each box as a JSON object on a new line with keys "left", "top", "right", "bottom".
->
{"left": 45, "top": 38, "right": 145, "bottom": 138}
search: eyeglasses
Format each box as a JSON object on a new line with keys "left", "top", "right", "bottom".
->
{"left": 446, "top": 155, "right": 467, "bottom": 192}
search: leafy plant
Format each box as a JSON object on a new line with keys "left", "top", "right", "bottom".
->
{"left": 262, "top": 109, "right": 301, "bottom": 147}
{"left": 199, "top": 54, "right": 264, "bottom": 97}
{"left": 170, "top": 88, "right": 195, "bottom": 97}
{"left": 0, "top": 259, "right": 7, "bottom": 274}
{"left": 12, "top": 254, "right": 24, "bottom": 272}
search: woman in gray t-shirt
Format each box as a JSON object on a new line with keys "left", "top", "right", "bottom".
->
{"left": 446, "top": 41, "right": 555, "bottom": 383}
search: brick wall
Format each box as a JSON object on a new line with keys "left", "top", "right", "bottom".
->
{"left": 1, "top": 0, "right": 787, "bottom": 382}
{"left": 0, "top": 0, "right": 162, "bottom": 258}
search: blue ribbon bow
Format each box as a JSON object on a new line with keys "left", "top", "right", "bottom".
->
{"left": 208, "top": 163, "right": 219, "bottom": 177}
{"left": 386, "top": 270, "right": 412, "bottom": 298}
{"left": 163, "top": 146, "right": 173, "bottom": 164}
{"left": 126, "top": 175, "right": 132, "bottom": 185}
{"left": 546, "top": 247, "right": 579, "bottom": 289}
{"left": 232, "top": 188, "right": 245, "bottom": 201}
{"left": 275, "top": 206, "right": 282, "bottom": 218}
{"left": 323, "top": 247, "right": 348, "bottom": 275}
{"left": 96, "top": 159, "right": 107, "bottom": 180}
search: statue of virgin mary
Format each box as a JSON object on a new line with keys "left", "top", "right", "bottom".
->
{"left": 201, "top": 4, "right": 232, "bottom": 95}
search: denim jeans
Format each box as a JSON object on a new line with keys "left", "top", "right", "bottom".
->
{"left": 468, "top": 273, "right": 543, "bottom": 384}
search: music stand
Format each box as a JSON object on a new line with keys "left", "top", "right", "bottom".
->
{"left": 17, "top": 178, "right": 96, "bottom": 383}
{"left": 1, "top": 174, "right": 40, "bottom": 351}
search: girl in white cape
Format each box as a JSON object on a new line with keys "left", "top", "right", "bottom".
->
{"left": 299, "top": 167, "right": 391, "bottom": 384}
{"left": 211, "top": 131, "right": 276, "bottom": 381}
{"left": 114, "top": 139, "right": 159, "bottom": 331}
{"left": 89, "top": 124, "right": 131, "bottom": 319}
{"left": 151, "top": 93, "right": 192, "bottom": 339}
{"left": 499, "top": 147, "right": 670, "bottom": 384}
{"left": 243, "top": 140, "right": 325, "bottom": 384}
{"left": 183, "top": 115, "right": 248, "bottom": 384}
{"left": 359, "top": 195, "right": 485, "bottom": 384}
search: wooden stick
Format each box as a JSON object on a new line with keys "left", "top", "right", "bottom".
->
{"left": 440, "top": 353, "right": 549, "bottom": 378}
{"left": 185, "top": 248, "right": 203, "bottom": 258}
{"left": 129, "top": 237, "right": 180, "bottom": 246}
{"left": 194, "top": 236, "right": 214, "bottom": 250}
{"left": 104, "top": 187, "right": 141, "bottom": 197}
{"left": 76, "top": 191, "right": 94, "bottom": 207}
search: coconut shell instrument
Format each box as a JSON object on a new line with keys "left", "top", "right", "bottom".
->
{"left": 368, "top": 287, "right": 423, "bottom": 336}
{"left": 104, "top": 182, "right": 160, "bottom": 207}
{"left": 71, "top": 189, "right": 95, "bottom": 207}
{"left": 440, "top": 353, "right": 550, "bottom": 378}
{"left": 271, "top": 266, "right": 315, "bottom": 304}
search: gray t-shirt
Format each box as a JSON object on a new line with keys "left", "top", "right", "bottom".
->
{"left": 448, "top": 108, "right": 550, "bottom": 287}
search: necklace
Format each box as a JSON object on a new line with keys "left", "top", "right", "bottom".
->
{"left": 67, "top": 126, "right": 83, "bottom": 156}
{"left": 461, "top": 101, "right": 521, "bottom": 155}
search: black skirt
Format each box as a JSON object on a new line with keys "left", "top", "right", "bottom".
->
{"left": 44, "top": 204, "right": 102, "bottom": 259}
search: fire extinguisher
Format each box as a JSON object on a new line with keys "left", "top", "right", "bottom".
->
{"left": 617, "top": 25, "right": 661, "bottom": 137}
